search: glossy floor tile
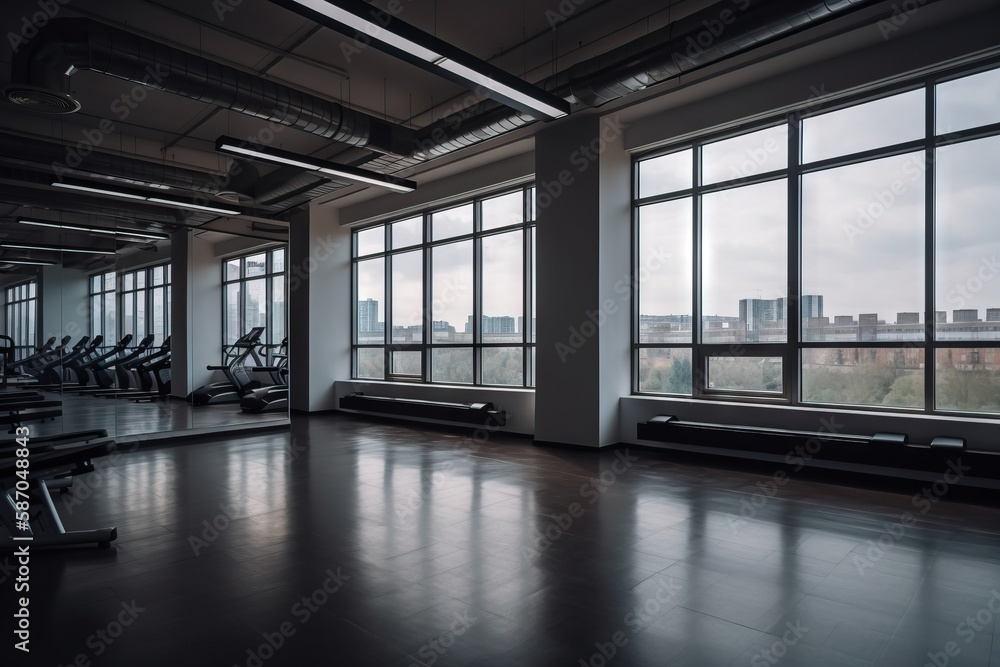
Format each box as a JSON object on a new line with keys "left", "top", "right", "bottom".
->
{"left": 4, "top": 414, "right": 1000, "bottom": 666}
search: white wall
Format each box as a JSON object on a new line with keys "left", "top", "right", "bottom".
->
{"left": 288, "top": 203, "right": 351, "bottom": 412}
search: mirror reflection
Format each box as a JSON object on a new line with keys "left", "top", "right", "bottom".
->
{"left": 0, "top": 220, "right": 288, "bottom": 440}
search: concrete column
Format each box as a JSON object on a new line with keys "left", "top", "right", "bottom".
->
{"left": 535, "top": 112, "right": 631, "bottom": 447}
{"left": 288, "top": 203, "right": 352, "bottom": 412}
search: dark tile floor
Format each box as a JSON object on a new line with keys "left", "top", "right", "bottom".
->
{"left": 5, "top": 414, "right": 1000, "bottom": 666}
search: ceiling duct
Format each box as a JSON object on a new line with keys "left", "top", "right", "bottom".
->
{"left": 5, "top": 18, "right": 411, "bottom": 156}
{"left": 405, "top": 0, "right": 888, "bottom": 164}
{"left": 0, "top": 133, "right": 239, "bottom": 196}
{"left": 5, "top": 1, "right": 905, "bottom": 202}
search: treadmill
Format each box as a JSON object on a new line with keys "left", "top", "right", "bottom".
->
{"left": 240, "top": 338, "right": 288, "bottom": 413}
{"left": 188, "top": 327, "right": 266, "bottom": 405}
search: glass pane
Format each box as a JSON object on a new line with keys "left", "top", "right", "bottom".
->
{"left": 91, "top": 275, "right": 101, "bottom": 292}
{"left": 245, "top": 253, "right": 266, "bottom": 277}
{"left": 431, "top": 241, "right": 472, "bottom": 343}
{"left": 935, "top": 136, "right": 1000, "bottom": 341}
{"left": 802, "top": 153, "right": 924, "bottom": 342}
{"left": 936, "top": 67, "right": 1000, "bottom": 135}
{"left": 123, "top": 295, "right": 134, "bottom": 339}
{"left": 802, "top": 89, "right": 924, "bottom": 163}
{"left": 244, "top": 278, "right": 267, "bottom": 333}
{"left": 702, "top": 179, "right": 787, "bottom": 343}
{"left": 392, "top": 216, "right": 422, "bottom": 249}
{"left": 936, "top": 348, "right": 1000, "bottom": 414}
{"left": 432, "top": 204, "right": 473, "bottom": 241}
{"left": 226, "top": 259, "right": 240, "bottom": 281}
{"left": 271, "top": 275, "right": 286, "bottom": 343}
{"left": 152, "top": 265, "right": 164, "bottom": 285}
{"left": 136, "top": 293, "right": 146, "bottom": 340}
{"left": 431, "top": 347, "right": 473, "bottom": 384}
{"left": 482, "top": 347, "right": 523, "bottom": 386}
{"left": 104, "top": 272, "right": 116, "bottom": 291}
{"left": 638, "top": 149, "right": 692, "bottom": 198}
{"left": 390, "top": 350, "right": 421, "bottom": 376}
{"left": 638, "top": 199, "right": 692, "bottom": 343}
{"left": 356, "top": 258, "right": 384, "bottom": 345}
{"left": 123, "top": 272, "right": 134, "bottom": 291}
{"left": 482, "top": 191, "right": 523, "bottom": 231}
{"left": 530, "top": 226, "right": 536, "bottom": 343}
{"left": 802, "top": 348, "right": 924, "bottom": 408}
{"left": 225, "top": 282, "right": 241, "bottom": 344}
{"left": 104, "top": 293, "right": 115, "bottom": 341}
{"left": 702, "top": 126, "right": 788, "bottom": 185}
{"left": 391, "top": 251, "right": 423, "bottom": 343}
{"left": 638, "top": 348, "right": 692, "bottom": 394}
{"left": 528, "top": 187, "right": 536, "bottom": 221}
{"left": 272, "top": 248, "right": 285, "bottom": 273}
{"left": 28, "top": 282, "right": 35, "bottom": 298}
{"left": 707, "top": 356, "right": 782, "bottom": 393}
{"left": 356, "top": 348, "right": 384, "bottom": 379}
{"left": 135, "top": 271, "right": 145, "bottom": 289}
{"left": 482, "top": 231, "right": 523, "bottom": 343}
{"left": 356, "top": 226, "right": 384, "bottom": 256}
{"left": 152, "top": 288, "right": 165, "bottom": 344}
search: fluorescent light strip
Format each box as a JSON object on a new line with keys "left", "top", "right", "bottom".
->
{"left": 275, "top": 0, "right": 569, "bottom": 119}
{"left": 146, "top": 198, "right": 241, "bottom": 215}
{"left": 315, "top": 166, "right": 413, "bottom": 193}
{"left": 17, "top": 219, "right": 168, "bottom": 241}
{"left": 1, "top": 243, "right": 116, "bottom": 255}
{"left": 291, "top": 0, "right": 441, "bottom": 62}
{"left": 217, "top": 137, "right": 416, "bottom": 193}
{"left": 50, "top": 180, "right": 240, "bottom": 215}
{"left": 1, "top": 259, "right": 57, "bottom": 266}
{"left": 218, "top": 143, "right": 319, "bottom": 170}
{"left": 436, "top": 59, "right": 568, "bottom": 119}
{"left": 51, "top": 181, "right": 147, "bottom": 200}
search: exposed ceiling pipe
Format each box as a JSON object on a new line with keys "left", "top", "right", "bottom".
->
{"left": 5, "top": 1, "right": 904, "bottom": 202}
{"left": 0, "top": 132, "right": 233, "bottom": 195}
{"left": 5, "top": 18, "right": 412, "bottom": 156}
{"left": 407, "top": 0, "right": 888, "bottom": 162}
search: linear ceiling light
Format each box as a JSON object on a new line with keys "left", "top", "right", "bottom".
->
{"left": 216, "top": 136, "right": 417, "bottom": 193}
{"left": 267, "top": 0, "right": 570, "bottom": 120}
{"left": 0, "top": 242, "right": 117, "bottom": 255}
{"left": 17, "top": 219, "right": 170, "bottom": 241}
{"left": 0, "top": 258, "right": 57, "bottom": 266}
{"left": 50, "top": 179, "right": 241, "bottom": 216}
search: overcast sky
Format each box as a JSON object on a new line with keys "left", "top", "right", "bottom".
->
{"left": 638, "top": 75, "right": 1000, "bottom": 325}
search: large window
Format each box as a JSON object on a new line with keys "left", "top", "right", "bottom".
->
{"left": 352, "top": 185, "right": 535, "bottom": 387}
{"left": 5, "top": 281, "right": 37, "bottom": 361}
{"left": 119, "top": 264, "right": 172, "bottom": 346}
{"left": 223, "top": 248, "right": 287, "bottom": 346}
{"left": 634, "top": 61, "right": 1000, "bottom": 417}
{"left": 91, "top": 265, "right": 171, "bottom": 348}
{"left": 90, "top": 271, "right": 117, "bottom": 346}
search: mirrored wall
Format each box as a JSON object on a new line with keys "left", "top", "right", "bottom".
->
{"left": 0, "top": 221, "right": 289, "bottom": 442}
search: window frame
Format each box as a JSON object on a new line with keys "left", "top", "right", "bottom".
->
{"left": 4, "top": 280, "right": 37, "bottom": 362}
{"left": 632, "top": 58, "right": 1000, "bottom": 418}
{"left": 221, "top": 247, "right": 287, "bottom": 348}
{"left": 351, "top": 184, "right": 536, "bottom": 388}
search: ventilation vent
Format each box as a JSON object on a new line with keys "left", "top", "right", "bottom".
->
{"left": 5, "top": 86, "right": 80, "bottom": 114}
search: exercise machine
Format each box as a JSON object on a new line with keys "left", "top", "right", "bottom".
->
{"left": 188, "top": 327, "right": 266, "bottom": 405}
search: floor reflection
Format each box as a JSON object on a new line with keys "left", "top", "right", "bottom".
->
{"left": 14, "top": 415, "right": 1000, "bottom": 666}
